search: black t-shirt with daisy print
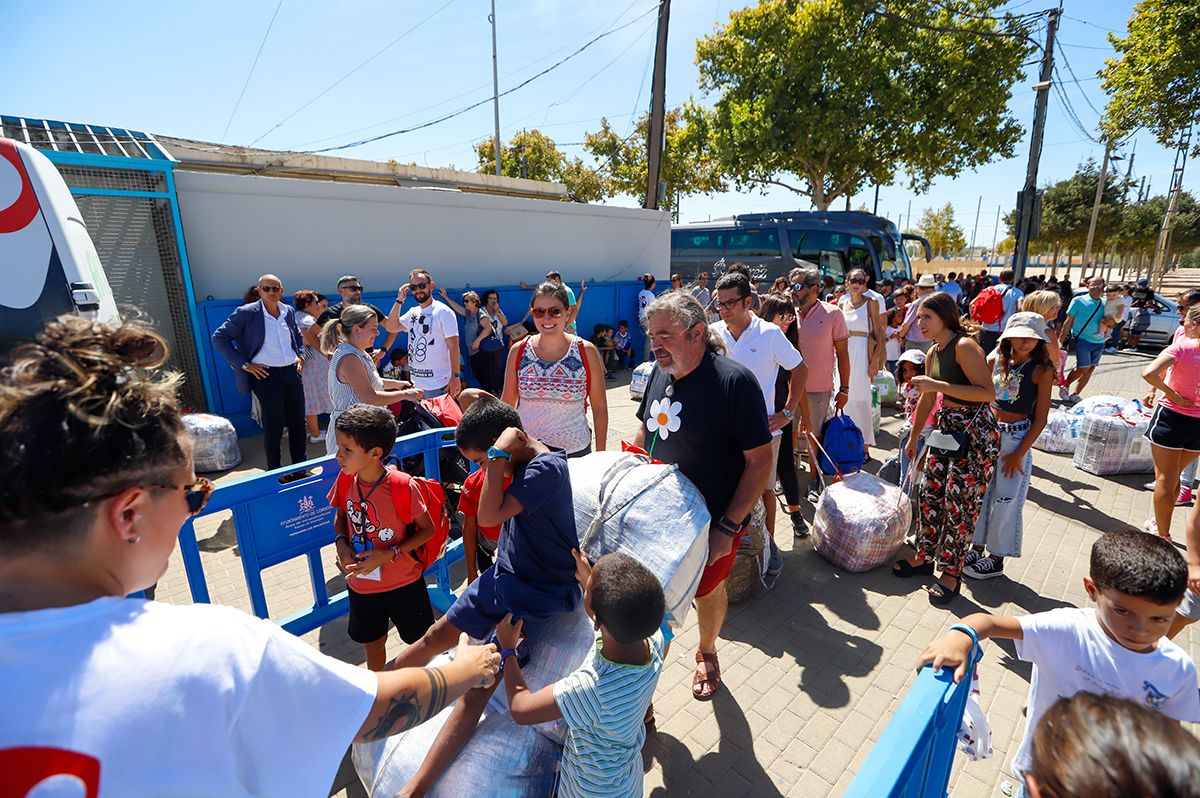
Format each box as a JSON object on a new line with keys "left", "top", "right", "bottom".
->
{"left": 636, "top": 350, "right": 772, "bottom": 522}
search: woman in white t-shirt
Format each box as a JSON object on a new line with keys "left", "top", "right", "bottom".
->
{"left": 637, "top": 273, "right": 657, "bottom": 362}
{"left": 0, "top": 317, "right": 499, "bottom": 797}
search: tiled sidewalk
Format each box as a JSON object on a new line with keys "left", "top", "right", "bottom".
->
{"left": 157, "top": 293, "right": 1198, "bottom": 796}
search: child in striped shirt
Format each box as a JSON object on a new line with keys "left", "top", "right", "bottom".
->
{"left": 496, "top": 550, "right": 666, "bottom": 798}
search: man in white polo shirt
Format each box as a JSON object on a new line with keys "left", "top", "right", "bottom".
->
{"left": 711, "top": 272, "right": 807, "bottom": 575}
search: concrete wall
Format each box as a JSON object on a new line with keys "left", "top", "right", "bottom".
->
{"left": 173, "top": 171, "right": 670, "bottom": 300}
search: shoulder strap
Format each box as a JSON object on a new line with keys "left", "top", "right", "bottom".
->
{"left": 382, "top": 464, "right": 413, "bottom": 521}
{"left": 578, "top": 336, "right": 592, "bottom": 413}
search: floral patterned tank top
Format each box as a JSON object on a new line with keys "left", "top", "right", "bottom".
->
{"left": 515, "top": 336, "right": 592, "bottom": 454}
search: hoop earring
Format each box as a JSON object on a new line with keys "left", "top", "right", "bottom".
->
{"left": 128, "top": 536, "right": 141, "bottom": 545}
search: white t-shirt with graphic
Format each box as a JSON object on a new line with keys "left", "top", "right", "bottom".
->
{"left": 399, "top": 299, "right": 460, "bottom": 391}
{"left": 0, "top": 597, "right": 377, "bottom": 798}
{"left": 1012, "top": 607, "right": 1200, "bottom": 777}
{"left": 637, "top": 290, "right": 655, "bottom": 322}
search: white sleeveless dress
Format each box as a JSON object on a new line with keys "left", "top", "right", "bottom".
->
{"left": 838, "top": 297, "right": 876, "bottom": 446}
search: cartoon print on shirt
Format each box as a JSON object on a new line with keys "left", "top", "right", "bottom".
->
{"left": 344, "top": 498, "right": 397, "bottom": 554}
{"left": 1144, "top": 680, "right": 1168, "bottom": 711}
{"left": 993, "top": 367, "right": 1024, "bottom": 404}
{"left": 410, "top": 313, "right": 432, "bottom": 362}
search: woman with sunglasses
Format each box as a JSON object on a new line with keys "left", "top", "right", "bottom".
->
{"left": 0, "top": 317, "right": 500, "bottom": 795}
{"left": 439, "top": 288, "right": 504, "bottom": 395}
{"left": 761, "top": 295, "right": 808, "bottom": 536}
{"left": 837, "top": 268, "right": 886, "bottom": 455}
{"left": 502, "top": 282, "right": 608, "bottom": 456}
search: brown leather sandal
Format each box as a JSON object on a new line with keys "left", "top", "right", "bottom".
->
{"left": 692, "top": 651, "right": 721, "bottom": 701}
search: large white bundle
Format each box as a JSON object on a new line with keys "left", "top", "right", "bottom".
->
{"left": 1072, "top": 394, "right": 1141, "bottom": 418}
{"left": 183, "top": 413, "right": 241, "bottom": 472}
{"left": 812, "top": 471, "right": 911, "bottom": 572}
{"left": 569, "top": 451, "right": 710, "bottom": 625}
{"left": 873, "top": 369, "right": 898, "bottom": 404}
{"left": 1034, "top": 410, "right": 1082, "bottom": 454}
{"left": 353, "top": 606, "right": 596, "bottom": 798}
{"left": 629, "top": 361, "right": 654, "bottom": 399}
{"left": 1073, "top": 411, "right": 1155, "bottom": 475}
{"left": 871, "top": 385, "right": 882, "bottom": 436}
{"left": 726, "top": 499, "right": 769, "bottom": 604}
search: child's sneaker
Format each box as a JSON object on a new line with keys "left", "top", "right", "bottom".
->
{"left": 963, "top": 555, "right": 1004, "bottom": 580}
{"left": 963, "top": 547, "right": 984, "bottom": 569}
{"left": 1143, "top": 480, "right": 1157, "bottom": 491}
{"left": 791, "top": 511, "right": 809, "bottom": 539}
{"left": 1177, "top": 486, "right": 1195, "bottom": 506}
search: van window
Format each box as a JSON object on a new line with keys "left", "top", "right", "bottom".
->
{"left": 788, "top": 228, "right": 850, "bottom": 281}
{"left": 671, "top": 230, "right": 725, "bottom": 258}
{"left": 724, "top": 228, "right": 779, "bottom": 258}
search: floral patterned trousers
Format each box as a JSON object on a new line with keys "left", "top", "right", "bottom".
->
{"left": 916, "top": 405, "right": 1001, "bottom": 574}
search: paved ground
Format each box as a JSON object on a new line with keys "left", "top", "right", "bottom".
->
{"left": 156, "top": 268, "right": 1199, "bottom": 797}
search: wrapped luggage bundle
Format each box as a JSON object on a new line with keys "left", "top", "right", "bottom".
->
{"left": 1072, "top": 410, "right": 1155, "bottom": 475}
{"left": 353, "top": 606, "right": 597, "bottom": 798}
{"left": 183, "top": 413, "right": 241, "bottom": 472}
{"left": 725, "top": 499, "right": 769, "bottom": 604}
{"left": 812, "top": 471, "right": 911, "bottom": 572}
{"left": 1072, "top": 394, "right": 1141, "bottom": 418}
{"left": 569, "top": 451, "right": 710, "bottom": 625}
{"left": 1034, "top": 410, "right": 1082, "bottom": 454}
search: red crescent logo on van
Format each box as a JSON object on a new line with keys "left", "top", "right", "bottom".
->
{"left": 0, "top": 140, "right": 40, "bottom": 235}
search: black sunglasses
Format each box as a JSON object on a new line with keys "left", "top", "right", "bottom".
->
{"left": 259, "top": 286, "right": 282, "bottom": 293}
{"left": 409, "top": 282, "right": 429, "bottom": 291}
{"left": 342, "top": 285, "right": 364, "bottom": 292}
{"left": 155, "top": 477, "right": 215, "bottom": 515}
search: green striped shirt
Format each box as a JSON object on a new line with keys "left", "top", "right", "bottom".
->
{"left": 552, "top": 628, "right": 666, "bottom": 798}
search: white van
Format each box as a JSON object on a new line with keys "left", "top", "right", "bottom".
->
{"left": 0, "top": 137, "right": 119, "bottom": 356}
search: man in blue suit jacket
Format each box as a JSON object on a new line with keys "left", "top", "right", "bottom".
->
{"left": 211, "top": 273, "right": 309, "bottom": 471}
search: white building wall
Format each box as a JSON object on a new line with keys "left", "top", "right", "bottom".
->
{"left": 173, "top": 171, "right": 669, "bottom": 299}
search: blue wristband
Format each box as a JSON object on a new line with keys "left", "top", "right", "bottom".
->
{"left": 499, "top": 648, "right": 518, "bottom": 661}
{"left": 948, "top": 623, "right": 979, "bottom": 648}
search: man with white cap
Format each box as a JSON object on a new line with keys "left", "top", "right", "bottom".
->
{"left": 895, "top": 274, "right": 938, "bottom": 353}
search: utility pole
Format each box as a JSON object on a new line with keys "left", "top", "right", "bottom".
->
{"left": 906, "top": 199, "right": 912, "bottom": 231}
{"left": 1122, "top": 140, "right": 1136, "bottom": 201}
{"left": 1012, "top": 7, "right": 1060, "bottom": 282}
{"left": 990, "top": 204, "right": 1001, "bottom": 262}
{"left": 1152, "top": 121, "right": 1194, "bottom": 290}
{"left": 489, "top": 0, "right": 502, "bottom": 178}
{"left": 969, "top": 195, "right": 982, "bottom": 258}
{"left": 1082, "top": 140, "right": 1112, "bottom": 272}
{"left": 644, "top": 0, "right": 671, "bottom": 210}
{"left": 873, "top": 184, "right": 880, "bottom": 215}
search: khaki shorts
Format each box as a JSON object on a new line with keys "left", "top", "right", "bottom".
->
{"left": 805, "top": 391, "right": 833, "bottom": 436}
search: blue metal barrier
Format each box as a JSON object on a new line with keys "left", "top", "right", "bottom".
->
{"left": 843, "top": 645, "right": 983, "bottom": 798}
{"left": 174, "top": 427, "right": 465, "bottom": 635}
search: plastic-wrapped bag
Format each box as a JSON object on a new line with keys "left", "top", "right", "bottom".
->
{"left": 812, "top": 471, "right": 911, "bottom": 572}
{"left": 872, "top": 369, "right": 898, "bottom": 405}
{"left": 725, "top": 499, "right": 769, "bottom": 604}
{"left": 183, "top": 413, "right": 241, "bottom": 472}
{"left": 569, "top": 451, "right": 710, "bottom": 625}
{"left": 1034, "top": 410, "right": 1082, "bottom": 454}
{"left": 1073, "top": 411, "right": 1155, "bottom": 475}
{"left": 1071, "top": 394, "right": 1141, "bottom": 418}
{"left": 871, "top": 385, "right": 882, "bottom": 436}
{"left": 629, "top": 361, "right": 654, "bottom": 400}
{"left": 353, "top": 605, "right": 596, "bottom": 798}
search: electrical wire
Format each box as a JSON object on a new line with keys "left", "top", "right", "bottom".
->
{"left": 1054, "top": 40, "right": 1105, "bottom": 118}
{"left": 221, "top": 0, "right": 283, "bottom": 142}
{"left": 305, "top": 5, "right": 659, "bottom": 154}
{"left": 249, "top": 0, "right": 461, "bottom": 146}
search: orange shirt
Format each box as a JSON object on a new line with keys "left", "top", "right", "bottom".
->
{"left": 458, "top": 468, "right": 511, "bottom": 542}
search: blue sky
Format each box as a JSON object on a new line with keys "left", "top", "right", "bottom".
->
{"left": 5, "top": 0, "right": 1174, "bottom": 244}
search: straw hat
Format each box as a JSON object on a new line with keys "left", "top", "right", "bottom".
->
{"left": 916, "top": 274, "right": 937, "bottom": 288}
{"left": 998, "top": 311, "right": 1050, "bottom": 343}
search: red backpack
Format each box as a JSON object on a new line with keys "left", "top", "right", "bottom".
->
{"left": 381, "top": 463, "right": 451, "bottom": 573}
{"left": 969, "top": 285, "right": 1008, "bottom": 324}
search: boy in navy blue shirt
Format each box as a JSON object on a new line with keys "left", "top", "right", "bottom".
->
{"left": 387, "top": 396, "right": 579, "bottom": 796}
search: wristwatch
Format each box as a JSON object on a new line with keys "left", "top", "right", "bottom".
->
{"left": 838, "top": 385, "right": 850, "bottom": 395}
{"left": 781, "top": 408, "right": 794, "bottom": 420}
{"left": 452, "top": 372, "right": 463, "bottom": 378}
{"left": 487, "top": 446, "right": 512, "bottom": 461}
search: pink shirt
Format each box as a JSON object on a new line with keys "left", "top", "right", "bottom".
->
{"left": 1161, "top": 335, "right": 1200, "bottom": 418}
{"left": 795, "top": 300, "right": 849, "bottom": 393}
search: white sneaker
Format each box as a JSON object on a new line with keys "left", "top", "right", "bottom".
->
{"left": 1143, "top": 480, "right": 1156, "bottom": 491}
{"left": 1145, "top": 518, "right": 1162, "bottom": 536}
{"left": 308, "top": 434, "right": 323, "bottom": 444}
{"left": 1104, "top": 347, "right": 1118, "bottom": 354}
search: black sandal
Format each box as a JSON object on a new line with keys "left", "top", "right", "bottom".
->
{"left": 892, "top": 558, "right": 935, "bottom": 578}
{"left": 927, "top": 575, "right": 961, "bottom": 607}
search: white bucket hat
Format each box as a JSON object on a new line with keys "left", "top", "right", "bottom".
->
{"left": 916, "top": 274, "right": 937, "bottom": 288}
{"left": 998, "top": 311, "right": 1050, "bottom": 343}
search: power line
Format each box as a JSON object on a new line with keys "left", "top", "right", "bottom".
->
{"left": 862, "top": 1, "right": 1046, "bottom": 48}
{"left": 221, "top": 0, "right": 284, "bottom": 142}
{"left": 281, "top": 0, "right": 652, "bottom": 151}
{"left": 306, "top": 6, "right": 659, "bottom": 155}
{"left": 1062, "top": 14, "right": 1119, "bottom": 34}
{"left": 249, "top": 0, "right": 461, "bottom": 146}
{"left": 1058, "top": 40, "right": 1113, "bottom": 51}
{"left": 1054, "top": 40, "right": 1105, "bottom": 118}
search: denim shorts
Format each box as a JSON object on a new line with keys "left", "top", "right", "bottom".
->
{"left": 1074, "top": 339, "right": 1105, "bottom": 369}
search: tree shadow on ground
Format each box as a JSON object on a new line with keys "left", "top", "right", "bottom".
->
{"left": 1025, "top": 467, "right": 1141, "bottom": 533}
{"left": 642, "top": 689, "right": 784, "bottom": 797}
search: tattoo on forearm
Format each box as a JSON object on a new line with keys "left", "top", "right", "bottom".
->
{"left": 360, "top": 689, "right": 422, "bottom": 741}
{"left": 423, "top": 666, "right": 449, "bottom": 723}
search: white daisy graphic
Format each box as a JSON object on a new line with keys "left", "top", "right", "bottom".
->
{"left": 646, "top": 397, "right": 683, "bottom": 440}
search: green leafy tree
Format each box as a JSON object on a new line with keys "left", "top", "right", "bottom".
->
{"left": 1100, "top": 0, "right": 1200, "bottom": 156}
{"left": 916, "top": 203, "right": 967, "bottom": 256}
{"left": 582, "top": 109, "right": 726, "bottom": 211}
{"left": 684, "top": 0, "right": 1031, "bottom": 209}
{"left": 1036, "top": 159, "right": 1125, "bottom": 261}
{"left": 474, "top": 130, "right": 609, "bottom": 202}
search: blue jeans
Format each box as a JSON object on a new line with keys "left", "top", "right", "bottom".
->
{"left": 897, "top": 422, "right": 928, "bottom": 488}
{"left": 1108, "top": 320, "right": 1124, "bottom": 348}
{"left": 972, "top": 421, "right": 1032, "bottom": 557}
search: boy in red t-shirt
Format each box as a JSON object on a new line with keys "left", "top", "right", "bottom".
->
{"left": 329, "top": 404, "right": 436, "bottom": 671}
{"left": 459, "top": 467, "right": 511, "bottom": 583}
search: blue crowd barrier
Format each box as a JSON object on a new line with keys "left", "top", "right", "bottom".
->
{"left": 843, "top": 642, "right": 983, "bottom": 798}
{"left": 172, "top": 427, "right": 465, "bottom": 635}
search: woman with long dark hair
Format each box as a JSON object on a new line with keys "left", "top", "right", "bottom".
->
{"left": 294, "top": 289, "right": 333, "bottom": 443}
{"left": 0, "top": 317, "right": 499, "bottom": 794}
{"left": 892, "top": 292, "right": 999, "bottom": 605}
{"left": 963, "top": 312, "right": 1055, "bottom": 580}
{"left": 760, "top": 294, "right": 807, "bottom": 537}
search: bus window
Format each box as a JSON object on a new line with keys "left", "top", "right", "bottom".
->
{"left": 787, "top": 228, "right": 848, "bottom": 281}
{"left": 671, "top": 230, "right": 725, "bottom": 258}
{"left": 847, "top": 235, "right": 871, "bottom": 271}
{"left": 724, "top": 228, "right": 779, "bottom": 258}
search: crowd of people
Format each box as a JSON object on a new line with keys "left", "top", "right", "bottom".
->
{"left": 4, "top": 257, "right": 1200, "bottom": 797}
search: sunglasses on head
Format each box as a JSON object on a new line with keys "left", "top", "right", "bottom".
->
{"left": 409, "top": 282, "right": 429, "bottom": 291}
{"left": 531, "top": 307, "right": 566, "bottom": 319}
{"left": 259, "top": 286, "right": 282, "bottom": 293}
